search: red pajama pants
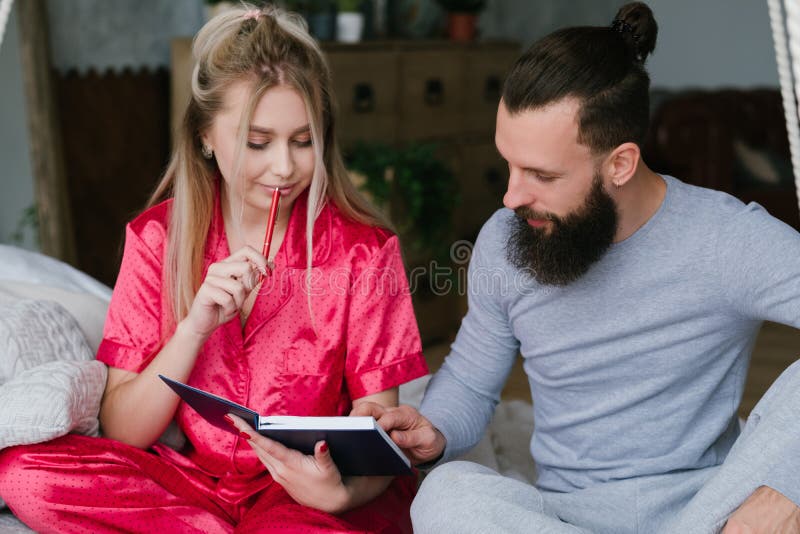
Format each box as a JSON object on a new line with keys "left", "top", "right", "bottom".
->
{"left": 0, "top": 435, "right": 415, "bottom": 533}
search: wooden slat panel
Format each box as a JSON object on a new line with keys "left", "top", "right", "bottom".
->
{"left": 57, "top": 68, "right": 170, "bottom": 286}
{"left": 17, "top": 0, "right": 77, "bottom": 264}
{"left": 397, "top": 48, "right": 464, "bottom": 142}
{"left": 170, "top": 37, "right": 193, "bottom": 143}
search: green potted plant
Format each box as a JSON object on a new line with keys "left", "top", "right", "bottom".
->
{"left": 346, "top": 142, "right": 458, "bottom": 263}
{"left": 435, "top": 0, "right": 486, "bottom": 42}
{"left": 347, "top": 142, "right": 463, "bottom": 344}
{"left": 7, "top": 204, "right": 38, "bottom": 247}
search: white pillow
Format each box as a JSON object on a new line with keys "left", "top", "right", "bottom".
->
{"left": 0, "top": 245, "right": 112, "bottom": 300}
{"left": 0, "top": 246, "right": 111, "bottom": 355}
{"left": 0, "top": 296, "right": 106, "bottom": 446}
{"left": 0, "top": 282, "right": 109, "bottom": 354}
{"left": 0, "top": 296, "right": 94, "bottom": 383}
{"left": 0, "top": 359, "right": 107, "bottom": 449}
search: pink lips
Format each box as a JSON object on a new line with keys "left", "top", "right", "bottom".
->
{"left": 263, "top": 184, "right": 293, "bottom": 197}
{"left": 527, "top": 218, "right": 549, "bottom": 228}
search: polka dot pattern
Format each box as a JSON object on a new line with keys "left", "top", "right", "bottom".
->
{"left": 0, "top": 435, "right": 417, "bottom": 532}
{"left": 0, "top": 189, "right": 426, "bottom": 531}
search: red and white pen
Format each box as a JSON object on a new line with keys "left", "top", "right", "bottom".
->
{"left": 246, "top": 187, "right": 281, "bottom": 291}
{"left": 262, "top": 187, "right": 281, "bottom": 262}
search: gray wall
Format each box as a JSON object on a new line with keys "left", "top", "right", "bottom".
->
{"left": 480, "top": 0, "right": 779, "bottom": 89}
{"left": 0, "top": 3, "right": 36, "bottom": 249}
{"left": 646, "top": 0, "right": 779, "bottom": 89}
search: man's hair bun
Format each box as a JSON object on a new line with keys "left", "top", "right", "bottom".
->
{"left": 611, "top": 2, "right": 658, "bottom": 63}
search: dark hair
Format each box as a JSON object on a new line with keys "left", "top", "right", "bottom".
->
{"left": 502, "top": 2, "right": 658, "bottom": 154}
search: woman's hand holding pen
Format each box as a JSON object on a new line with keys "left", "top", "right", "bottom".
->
{"left": 182, "top": 246, "right": 268, "bottom": 340}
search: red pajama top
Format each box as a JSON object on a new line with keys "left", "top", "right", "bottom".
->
{"left": 96, "top": 188, "right": 428, "bottom": 477}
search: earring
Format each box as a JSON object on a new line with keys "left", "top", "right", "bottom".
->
{"left": 201, "top": 144, "right": 213, "bottom": 159}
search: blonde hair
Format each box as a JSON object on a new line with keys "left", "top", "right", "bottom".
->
{"left": 148, "top": 3, "right": 388, "bottom": 331}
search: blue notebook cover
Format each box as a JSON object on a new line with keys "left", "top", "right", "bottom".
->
{"left": 159, "top": 375, "right": 412, "bottom": 476}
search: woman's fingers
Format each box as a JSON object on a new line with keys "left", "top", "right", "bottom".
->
{"left": 229, "top": 414, "right": 331, "bottom": 481}
{"left": 209, "top": 247, "right": 271, "bottom": 293}
{"left": 197, "top": 284, "right": 239, "bottom": 320}
{"left": 313, "top": 440, "right": 336, "bottom": 474}
{"left": 252, "top": 444, "right": 281, "bottom": 479}
{"left": 229, "top": 415, "right": 289, "bottom": 480}
{"left": 205, "top": 275, "right": 247, "bottom": 309}
{"left": 184, "top": 247, "right": 271, "bottom": 338}
{"left": 221, "top": 246, "right": 269, "bottom": 275}
{"left": 207, "top": 260, "right": 258, "bottom": 282}
{"left": 229, "top": 418, "right": 282, "bottom": 478}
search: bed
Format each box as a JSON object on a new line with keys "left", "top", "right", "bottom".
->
{"left": 0, "top": 244, "right": 535, "bottom": 531}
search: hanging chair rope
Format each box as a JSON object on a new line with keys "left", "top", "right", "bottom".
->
{"left": 0, "top": 0, "right": 14, "bottom": 51}
{"left": 767, "top": 0, "right": 800, "bottom": 216}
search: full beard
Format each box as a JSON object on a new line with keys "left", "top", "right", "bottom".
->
{"left": 506, "top": 174, "right": 618, "bottom": 286}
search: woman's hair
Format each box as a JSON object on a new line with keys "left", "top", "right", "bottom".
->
{"left": 148, "top": 3, "right": 388, "bottom": 329}
{"left": 502, "top": 1, "right": 658, "bottom": 154}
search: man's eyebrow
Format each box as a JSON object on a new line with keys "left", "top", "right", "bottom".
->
{"left": 523, "top": 166, "right": 564, "bottom": 177}
{"left": 495, "top": 146, "right": 564, "bottom": 176}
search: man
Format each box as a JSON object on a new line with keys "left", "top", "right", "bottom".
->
{"left": 355, "top": 3, "right": 800, "bottom": 533}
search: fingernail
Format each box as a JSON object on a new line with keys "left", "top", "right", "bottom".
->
{"left": 223, "top": 415, "right": 235, "bottom": 427}
{"left": 239, "top": 431, "right": 251, "bottom": 440}
{"left": 320, "top": 441, "right": 328, "bottom": 453}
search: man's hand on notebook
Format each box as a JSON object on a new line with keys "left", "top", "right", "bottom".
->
{"left": 351, "top": 402, "right": 446, "bottom": 466}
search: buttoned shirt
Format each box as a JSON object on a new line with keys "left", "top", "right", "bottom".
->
{"left": 98, "top": 187, "right": 428, "bottom": 478}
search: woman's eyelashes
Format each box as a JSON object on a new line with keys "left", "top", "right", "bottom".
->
{"left": 246, "top": 138, "right": 312, "bottom": 150}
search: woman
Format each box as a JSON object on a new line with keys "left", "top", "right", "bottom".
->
{"left": 0, "top": 5, "right": 427, "bottom": 532}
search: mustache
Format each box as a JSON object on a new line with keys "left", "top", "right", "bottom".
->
{"left": 514, "top": 206, "right": 556, "bottom": 222}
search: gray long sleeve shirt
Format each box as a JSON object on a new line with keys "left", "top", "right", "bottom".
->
{"left": 420, "top": 175, "right": 800, "bottom": 499}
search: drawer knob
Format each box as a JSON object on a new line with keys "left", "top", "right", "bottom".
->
{"left": 353, "top": 83, "right": 375, "bottom": 113}
{"left": 425, "top": 78, "right": 444, "bottom": 106}
{"left": 484, "top": 76, "right": 501, "bottom": 102}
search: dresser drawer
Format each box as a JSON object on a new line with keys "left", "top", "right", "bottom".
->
{"left": 397, "top": 49, "right": 465, "bottom": 141}
{"left": 326, "top": 49, "right": 399, "bottom": 148}
{"left": 462, "top": 46, "right": 520, "bottom": 136}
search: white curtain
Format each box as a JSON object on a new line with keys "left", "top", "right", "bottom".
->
{"left": 44, "top": 0, "right": 204, "bottom": 74}
{"left": 768, "top": 0, "right": 800, "bottom": 215}
{"left": 0, "top": 0, "right": 13, "bottom": 51}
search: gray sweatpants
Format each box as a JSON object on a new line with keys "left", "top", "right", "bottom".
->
{"left": 412, "top": 360, "right": 800, "bottom": 533}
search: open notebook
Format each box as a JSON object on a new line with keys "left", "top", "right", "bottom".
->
{"left": 159, "top": 375, "right": 412, "bottom": 476}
